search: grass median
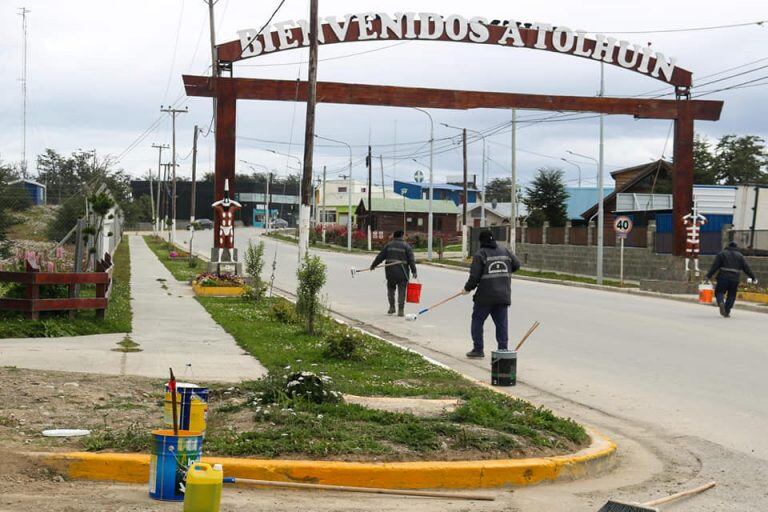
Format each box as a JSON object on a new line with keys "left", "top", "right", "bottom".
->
{"left": 131, "top": 236, "right": 590, "bottom": 462}
{"left": 0, "top": 239, "right": 132, "bottom": 338}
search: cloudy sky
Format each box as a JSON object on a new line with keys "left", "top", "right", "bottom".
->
{"left": 0, "top": 0, "right": 766, "bottom": 192}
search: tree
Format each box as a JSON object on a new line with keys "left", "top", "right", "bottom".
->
{"left": 713, "top": 135, "right": 768, "bottom": 185}
{"left": 693, "top": 135, "right": 718, "bottom": 185}
{"left": 523, "top": 168, "right": 569, "bottom": 227}
{"left": 485, "top": 177, "right": 512, "bottom": 203}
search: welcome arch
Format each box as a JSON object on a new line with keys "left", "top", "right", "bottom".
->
{"left": 183, "top": 13, "right": 724, "bottom": 258}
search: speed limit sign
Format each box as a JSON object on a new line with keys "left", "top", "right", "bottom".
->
{"left": 614, "top": 216, "right": 633, "bottom": 239}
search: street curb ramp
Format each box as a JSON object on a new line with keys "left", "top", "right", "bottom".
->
{"left": 29, "top": 430, "right": 614, "bottom": 490}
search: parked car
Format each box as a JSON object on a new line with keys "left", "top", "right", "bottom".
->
{"left": 270, "top": 218, "right": 289, "bottom": 229}
{"left": 194, "top": 219, "right": 213, "bottom": 230}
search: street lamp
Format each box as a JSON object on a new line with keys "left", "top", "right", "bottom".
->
{"left": 410, "top": 107, "right": 435, "bottom": 261}
{"left": 240, "top": 159, "right": 273, "bottom": 231}
{"left": 401, "top": 187, "right": 409, "bottom": 234}
{"left": 560, "top": 157, "right": 582, "bottom": 188}
{"left": 567, "top": 149, "right": 604, "bottom": 284}
{"left": 267, "top": 148, "right": 303, "bottom": 232}
{"left": 315, "top": 134, "right": 353, "bottom": 252}
{"left": 442, "top": 123, "right": 486, "bottom": 227}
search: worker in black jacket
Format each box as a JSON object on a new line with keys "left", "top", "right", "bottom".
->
{"left": 462, "top": 230, "right": 521, "bottom": 358}
{"left": 370, "top": 230, "right": 417, "bottom": 317}
{"left": 705, "top": 241, "right": 758, "bottom": 317}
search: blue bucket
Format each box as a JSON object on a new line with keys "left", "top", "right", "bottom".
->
{"left": 148, "top": 429, "right": 203, "bottom": 501}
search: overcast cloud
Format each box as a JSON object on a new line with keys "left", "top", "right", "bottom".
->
{"left": 0, "top": 0, "right": 766, "bottom": 190}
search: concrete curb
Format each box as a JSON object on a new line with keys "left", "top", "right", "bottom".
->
{"left": 30, "top": 429, "right": 615, "bottom": 489}
{"left": 424, "top": 261, "right": 768, "bottom": 315}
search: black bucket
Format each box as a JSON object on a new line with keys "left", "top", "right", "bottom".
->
{"left": 491, "top": 350, "right": 517, "bottom": 386}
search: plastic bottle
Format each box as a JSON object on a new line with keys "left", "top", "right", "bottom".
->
{"left": 183, "top": 462, "right": 223, "bottom": 512}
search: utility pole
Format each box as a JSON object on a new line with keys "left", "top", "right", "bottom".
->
{"left": 379, "top": 155, "right": 386, "bottom": 199}
{"left": 160, "top": 163, "right": 171, "bottom": 231}
{"left": 265, "top": 171, "right": 271, "bottom": 232}
{"left": 18, "top": 7, "right": 30, "bottom": 178}
{"left": 597, "top": 62, "right": 606, "bottom": 285}
{"left": 321, "top": 165, "right": 327, "bottom": 235}
{"left": 366, "top": 145, "right": 372, "bottom": 230}
{"left": 148, "top": 168, "right": 155, "bottom": 232}
{"left": 160, "top": 105, "right": 188, "bottom": 245}
{"left": 462, "top": 128, "right": 468, "bottom": 227}
{"left": 151, "top": 143, "right": 169, "bottom": 233}
{"left": 298, "top": 0, "right": 319, "bottom": 260}
{"left": 510, "top": 109, "right": 517, "bottom": 253}
{"left": 189, "top": 125, "right": 199, "bottom": 264}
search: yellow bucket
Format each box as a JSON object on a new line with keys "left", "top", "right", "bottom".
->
{"left": 164, "top": 383, "right": 209, "bottom": 434}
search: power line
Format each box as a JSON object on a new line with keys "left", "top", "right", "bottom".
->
{"left": 237, "top": 0, "right": 287, "bottom": 60}
{"left": 693, "top": 74, "right": 768, "bottom": 97}
{"left": 237, "top": 42, "right": 410, "bottom": 67}
{"left": 593, "top": 19, "right": 766, "bottom": 35}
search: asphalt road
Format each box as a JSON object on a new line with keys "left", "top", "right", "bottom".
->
{"left": 179, "top": 228, "right": 768, "bottom": 510}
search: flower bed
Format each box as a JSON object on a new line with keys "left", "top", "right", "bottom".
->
{"left": 191, "top": 272, "right": 245, "bottom": 297}
{"left": 168, "top": 250, "right": 190, "bottom": 260}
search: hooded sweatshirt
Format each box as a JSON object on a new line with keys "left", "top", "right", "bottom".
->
{"left": 464, "top": 240, "right": 521, "bottom": 306}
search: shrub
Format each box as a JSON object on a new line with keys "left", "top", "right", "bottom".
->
{"left": 269, "top": 299, "right": 297, "bottom": 324}
{"left": 324, "top": 325, "right": 365, "bottom": 360}
{"left": 244, "top": 241, "right": 267, "bottom": 301}
{"left": 296, "top": 254, "right": 327, "bottom": 334}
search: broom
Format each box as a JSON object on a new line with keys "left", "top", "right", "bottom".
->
{"left": 598, "top": 481, "right": 715, "bottom": 511}
{"left": 514, "top": 321, "right": 540, "bottom": 351}
{"left": 223, "top": 476, "right": 495, "bottom": 501}
{"left": 168, "top": 367, "right": 178, "bottom": 435}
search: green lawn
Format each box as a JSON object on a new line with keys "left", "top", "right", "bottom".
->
{"left": 143, "top": 235, "right": 204, "bottom": 282}
{"left": 0, "top": 238, "right": 132, "bottom": 338}
{"left": 130, "top": 240, "right": 589, "bottom": 461}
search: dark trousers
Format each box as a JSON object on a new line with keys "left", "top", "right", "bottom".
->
{"left": 387, "top": 280, "right": 407, "bottom": 310}
{"left": 471, "top": 304, "right": 509, "bottom": 351}
{"left": 715, "top": 276, "right": 739, "bottom": 314}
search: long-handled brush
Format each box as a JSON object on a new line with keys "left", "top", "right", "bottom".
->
{"left": 350, "top": 261, "right": 402, "bottom": 277}
{"left": 598, "top": 481, "right": 716, "bottom": 511}
{"left": 168, "top": 367, "right": 178, "bottom": 435}
{"left": 514, "top": 321, "right": 540, "bottom": 351}
{"left": 223, "top": 476, "right": 495, "bottom": 501}
{"left": 405, "top": 291, "right": 464, "bottom": 321}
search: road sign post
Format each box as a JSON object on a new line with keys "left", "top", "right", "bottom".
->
{"left": 613, "top": 216, "right": 633, "bottom": 287}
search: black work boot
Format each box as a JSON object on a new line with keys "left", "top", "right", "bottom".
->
{"left": 717, "top": 299, "right": 726, "bottom": 317}
{"left": 466, "top": 349, "right": 485, "bottom": 359}
{"left": 388, "top": 306, "right": 396, "bottom": 315}
{"left": 397, "top": 308, "right": 405, "bottom": 317}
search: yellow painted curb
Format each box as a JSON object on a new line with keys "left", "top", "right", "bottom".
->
{"left": 738, "top": 291, "right": 768, "bottom": 304}
{"left": 30, "top": 430, "right": 614, "bottom": 490}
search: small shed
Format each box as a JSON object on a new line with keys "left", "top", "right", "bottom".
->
{"left": 9, "top": 178, "right": 47, "bottom": 205}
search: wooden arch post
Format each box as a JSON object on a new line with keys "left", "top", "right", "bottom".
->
{"left": 673, "top": 100, "right": 695, "bottom": 257}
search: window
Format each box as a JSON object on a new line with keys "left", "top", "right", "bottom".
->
{"left": 361, "top": 187, "right": 366, "bottom": 193}
{"left": 338, "top": 187, "right": 347, "bottom": 193}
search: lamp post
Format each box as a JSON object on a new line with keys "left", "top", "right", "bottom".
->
{"left": 267, "top": 148, "right": 303, "bottom": 230}
{"left": 401, "top": 187, "right": 409, "bottom": 234}
{"left": 567, "top": 149, "right": 603, "bottom": 284}
{"left": 442, "top": 123, "right": 486, "bottom": 227}
{"left": 315, "top": 134, "right": 353, "bottom": 251}
{"left": 410, "top": 107, "right": 435, "bottom": 261}
{"left": 560, "top": 158, "right": 583, "bottom": 188}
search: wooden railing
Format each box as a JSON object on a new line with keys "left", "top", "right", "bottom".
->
{"left": 0, "top": 254, "right": 113, "bottom": 320}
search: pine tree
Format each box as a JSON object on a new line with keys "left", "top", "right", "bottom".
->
{"left": 523, "top": 168, "right": 569, "bottom": 227}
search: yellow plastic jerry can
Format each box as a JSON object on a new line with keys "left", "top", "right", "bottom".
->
{"left": 183, "top": 462, "right": 223, "bottom": 512}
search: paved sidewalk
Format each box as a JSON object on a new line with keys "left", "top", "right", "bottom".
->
{"left": 0, "top": 236, "right": 266, "bottom": 383}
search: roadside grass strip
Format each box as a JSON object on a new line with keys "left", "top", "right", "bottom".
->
{"left": 0, "top": 239, "right": 132, "bottom": 338}
{"left": 143, "top": 235, "right": 204, "bottom": 282}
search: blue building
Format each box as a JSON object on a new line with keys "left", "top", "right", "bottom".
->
{"left": 9, "top": 179, "right": 47, "bottom": 206}
{"left": 393, "top": 180, "right": 479, "bottom": 206}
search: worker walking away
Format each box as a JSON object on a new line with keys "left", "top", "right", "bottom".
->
{"left": 705, "top": 240, "right": 758, "bottom": 318}
{"left": 370, "top": 230, "right": 417, "bottom": 317}
{"left": 462, "top": 230, "right": 521, "bottom": 358}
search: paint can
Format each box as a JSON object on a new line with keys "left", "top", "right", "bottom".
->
{"left": 698, "top": 282, "right": 714, "bottom": 304}
{"left": 149, "top": 429, "right": 203, "bottom": 501}
{"left": 491, "top": 350, "right": 517, "bottom": 386}
{"left": 164, "top": 383, "right": 209, "bottom": 434}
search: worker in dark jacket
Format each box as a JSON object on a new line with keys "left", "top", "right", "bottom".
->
{"left": 462, "top": 230, "right": 521, "bottom": 358}
{"left": 705, "top": 241, "right": 757, "bottom": 317}
{"left": 371, "top": 230, "right": 417, "bottom": 317}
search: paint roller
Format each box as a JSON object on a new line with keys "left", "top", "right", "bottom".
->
{"left": 350, "top": 261, "right": 403, "bottom": 277}
{"left": 405, "top": 291, "right": 465, "bottom": 321}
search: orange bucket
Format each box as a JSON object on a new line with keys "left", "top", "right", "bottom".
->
{"left": 698, "top": 283, "right": 714, "bottom": 304}
{"left": 406, "top": 281, "right": 422, "bottom": 304}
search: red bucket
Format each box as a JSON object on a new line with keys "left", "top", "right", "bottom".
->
{"left": 406, "top": 281, "right": 422, "bottom": 304}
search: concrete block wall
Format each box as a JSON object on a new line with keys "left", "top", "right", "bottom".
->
{"left": 514, "top": 243, "right": 768, "bottom": 283}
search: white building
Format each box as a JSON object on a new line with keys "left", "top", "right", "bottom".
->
{"left": 314, "top": 179, "right": 401, "bottom": 226}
